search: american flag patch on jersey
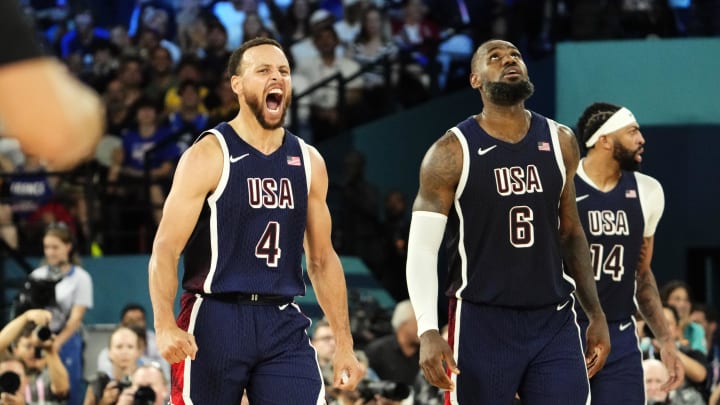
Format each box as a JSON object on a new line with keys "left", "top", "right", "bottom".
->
{"left": 625, "top": 189, "right": 637, "bottom": 198}
{"left": 537, "top": 141, "right": 551, "bottom": 151}
{"left": 287, "top": 156, "right": 301, "bottom": 166}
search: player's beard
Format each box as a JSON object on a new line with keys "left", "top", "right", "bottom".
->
{"left": 483, "top": 79, "right": 535, "bottom": 106}
{"left": 614, "top": 142, "right": 642, "bottom": 171}
{"left": 245, "top": 92, "right": 290, "bottom": 130}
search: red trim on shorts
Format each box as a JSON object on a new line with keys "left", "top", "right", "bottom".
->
{"left": 170, "top": 292, "right": 197, "bottom": 405}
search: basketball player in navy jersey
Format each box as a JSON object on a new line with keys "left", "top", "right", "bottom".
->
{"left": 148, "top": 38, "right": 364, "bottom": 404}
{"left": 574, "top": 102, "right": 683, "bottom": 404}
{"left": 406, "top": 39, "right": 611, "bottom": 404}
{"left": 0, "top": 1, "right": 104, "bottom": 170}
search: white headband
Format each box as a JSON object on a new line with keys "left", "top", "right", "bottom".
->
{"left": 584, "top": 107, "right": 638, "bottom": 148}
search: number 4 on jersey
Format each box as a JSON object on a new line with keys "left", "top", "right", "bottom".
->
{"left": 256, "top": 221, "right": 281, "bottom": 267}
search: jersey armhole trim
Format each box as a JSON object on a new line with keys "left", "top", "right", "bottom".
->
{"left": 448, "top": 127, "right": 470, "bottom": 199}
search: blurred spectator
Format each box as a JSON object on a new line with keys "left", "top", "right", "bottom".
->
{"left": 348, "top": 5, "right": 398, "bottom": 121}
{"left": 134, "top": 27, "right": 179, "bottom": 67}
{"left": 644, "top": 358, "right": 673, "bottom": 404}
{"left": 296, "top": 25, "right": 364, "bottom": 141}
{"left": 200, "top": 20, "right": 232, "bottom": 89}
{"left": 59, "top": 9, "right": 110, "bottom": 60}
{"left": 334, "top": 0, "right": 364, "bottom": 48}
{"left": 391, "top": 0, "right": 439, "bottom": 66}
{"left": 212, "top": 0, "right": 277, "bottom": 50}
{"left": 311, "top": 319, "right": 337, "bottom": 385}
{"left": 207, "top": 77, "right": 240, "bottom": 128}
{"left": 0, "top": 354, "right": 28, "bottom": 405}
{"left": 116, "top": 56, "right": 146, "bottom": 112}
{"left": 84, "top": 326, "right": 143, "bottom": 405}
{"left": 143, "top": 46, "right": 177, "bottom": 104}
{"left": 109, "top": 24, "right": 133, "bottom": 54}
{"left": 115, "top": 364, "right": 169, "bottom": 405}
{"left": 168, "top": 80, "right": 210, "bottom": 151}
{"left": 4, "top": 157, "right": 78, "bottom": 253}
{"left": 176, "top": 14, "right": 208, "bottom": 59}
{"left": 242, "top": 11, "right": 276, "bottom": 41}
{"left": 106, "top": 98, "right": 180, "bottom": 228}
{"left": 291, "top": 8, "right": 340, "bottom": 69}
{"left": 644, "top": 305, "right": 709, "bottom": 403}
{"left": 0, "top": 309, "right": 70, "bottom": 404}
{"left": 364, "top": 300, "right": 420, "bottom": 387}
{"left": 128, "top": 0, "right": 177, "bottom": 41}
{"left": 662, "top": 281, "right": 708, "bottom": 355}
{"left": 85, "top": 42, "right": 120, "bottom": 93}
{"left": 692, "top": 303, "right": 720, "bottom": 392}
{"left": 29, "top": 223, "right": 93, "bottom": 405}
{"left": 163, "top": 57, "right": 208, "bottom": 114}
{"left": 103, "top": 79, "right": 134, "bottom": 137}
{"left": 379, "top": 190, "right": 409, "bottom": 301}
{"left": 274, "top": 0, "right": 315, "bottom": 45}
{"left": 97, "top": 304, "right": 169, "bottom": 382}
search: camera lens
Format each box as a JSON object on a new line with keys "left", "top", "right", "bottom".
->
{"left": 35, "top": 325, "right": 52, "bottom": 341}
{"left": 0, "top": 371, "right": 21, "bottom": 394}
{"left": 133, "top": 386, "right": 156, "bottom": 405}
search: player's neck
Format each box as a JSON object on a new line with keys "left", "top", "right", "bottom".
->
{"left": 228, "top": 114, "right": 284, "bottom": 155}
{"left": 582, "top": 154, "right": 621, "bottom": 192}
{"left": 477, "top": 105, "right": 530, "bottom": 143}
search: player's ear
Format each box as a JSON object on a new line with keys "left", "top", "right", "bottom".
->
{"left": 230, "top": 74, "right": 242, "bottom": 96}
{"left": 470, "top": 72, "right": 482, "bottom": 90}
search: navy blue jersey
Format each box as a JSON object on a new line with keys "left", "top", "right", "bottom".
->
{"left": 574, "top": 162, "right": 664, "bottom": 321}
{"left": 445, "top": 112, "right": 574, "bottom": 308}
{"left": 182, "top": 122, "right": 310, "bottom": 296}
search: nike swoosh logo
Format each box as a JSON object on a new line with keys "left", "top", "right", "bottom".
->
{"left": 229, "top": 153, "right": 250, "bottom": 163}
{"left": 619, "top": 321, "right": 633, "bottom": 331}
{"left": 477, "top": 145, "right": 497, "bottom": 156}
{"left": 556, "top": 300, "right": 570, "bottom": 311}
{"left": 576, "top": 194, "right": 590, "bottom": 202}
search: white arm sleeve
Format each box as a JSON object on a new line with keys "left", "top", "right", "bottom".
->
{"left": 406, "top": 210, "right": 448, "bottom": 336}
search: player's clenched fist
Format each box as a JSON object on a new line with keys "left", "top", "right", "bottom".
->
{"left": 157, "top": 325, "right": 198, "bottom": 364}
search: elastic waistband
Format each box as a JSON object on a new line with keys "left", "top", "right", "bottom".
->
{"left": 200, "top": 292, "right": 293, "bottom": 305}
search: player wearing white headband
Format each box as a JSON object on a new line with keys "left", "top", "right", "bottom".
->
{"left": 574, "top": 102, "right": 684, "bottom": 404}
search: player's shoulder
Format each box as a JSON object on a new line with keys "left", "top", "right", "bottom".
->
{"left": 633, "top": 171, "right": 663, "bottom": 194}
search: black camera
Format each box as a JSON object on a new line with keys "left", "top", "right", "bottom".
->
{"left": 34, "top": 325, "right": 52, "bottom": 341}
{"left": 133, "top": 385, "right": 156, "bottom": 405}
{"left": 33, "top": 325, "right": 53, "bottom": 359}
{"left": 0, "top": 371, "right": 21, "bottom": 394}
{"left": 92, "top": 372, "right": 133, "bottom": 400}
{"left": 356, "top": 380, "right": 410, "bottom": 402}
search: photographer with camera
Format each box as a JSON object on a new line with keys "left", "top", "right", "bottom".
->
{"left": 84, "top": 326, "right": 143, "bottom": 405}
{"left": 27, "top": 224, "right": 93, "bottom": 405}
{"left": 114, "top": 365, "right": 168, "bottom": 405}
{"left": 0, "top": 355, "right": 27, "bottom": 405}
{"left": 0, "top": 309, "right": 69, "bottom": 404}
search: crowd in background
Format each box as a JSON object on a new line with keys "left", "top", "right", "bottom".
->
{"left": 0, "top": 0, "right": 719, "bottom": 261}
{"left": 1, "top": 2, "right": 720, "bottom": 402}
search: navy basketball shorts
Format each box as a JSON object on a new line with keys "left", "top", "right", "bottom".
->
{"left": 445, "top": 297, "right": 590, "bottom": 405}
{"left": 170, "top": 292, "right": 325, "bottom": 404}
{"left": 578, "top": 317, "right": 645, "bottom": 405}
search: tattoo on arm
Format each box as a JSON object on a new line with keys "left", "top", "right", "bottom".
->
{"left": 413, "top": 131, "right": 462, "bottom": 214}
{"left": 636, "top": 238, "right": 672, "bottom": 341}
